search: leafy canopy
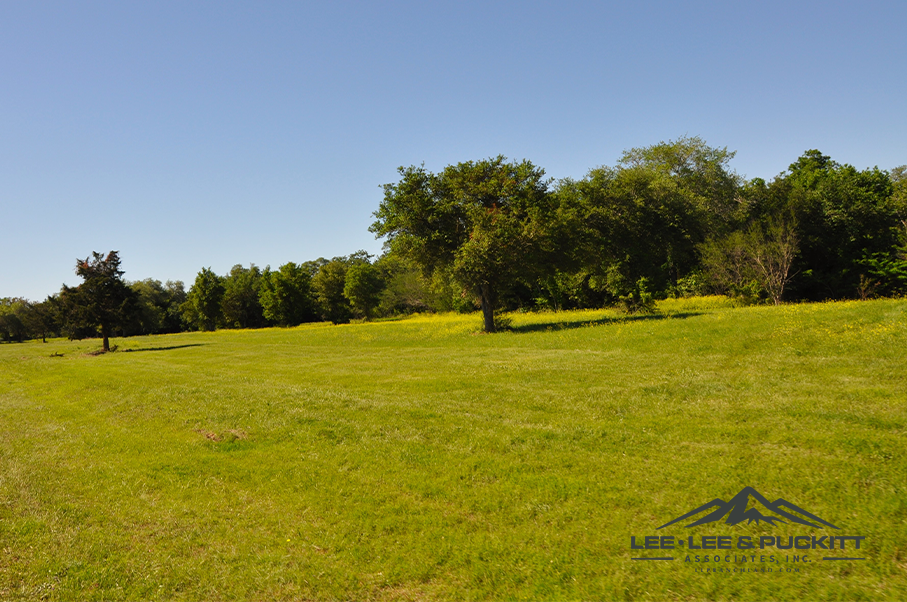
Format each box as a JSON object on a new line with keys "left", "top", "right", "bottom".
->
{"left": 371, "top": 156, "right": 556, "bottom": 331}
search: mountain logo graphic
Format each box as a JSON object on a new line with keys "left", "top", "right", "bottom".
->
{"left": 657, "top": 486, "right": 840, "bottom": 530}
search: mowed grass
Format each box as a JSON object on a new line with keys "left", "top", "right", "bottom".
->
{"left": 0, "top": 298, "right": 905, "bottom": 601}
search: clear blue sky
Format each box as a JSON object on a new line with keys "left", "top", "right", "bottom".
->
{"left": 2, "top": 0, "right": 905, "bottom": 300}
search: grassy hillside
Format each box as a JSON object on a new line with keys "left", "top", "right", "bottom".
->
{"left": 1, "top": 298, "right": 905, "bottom": 600}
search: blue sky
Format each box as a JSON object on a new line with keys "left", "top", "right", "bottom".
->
{"left": 2, "top": 0, "right": 905, "bottom": 300}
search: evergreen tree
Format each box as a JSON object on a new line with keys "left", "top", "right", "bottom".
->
{"left": 61, "top": 251, "right": 137, "bottom": 351}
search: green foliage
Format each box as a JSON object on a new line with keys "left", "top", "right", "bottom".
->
{"left": 617, "top": 135, "right": 742, "bottom": 225}
{"left": 373, "top": 254, "right": 434, "bottom": 316}
{"left": 372, "top": 156, "right": 557, "bottom": 332}
{"left": 161, "top": 281, "right": 188, "bottom": 331}
{"left": 128, "top": 280, "right": 166, "bottom": 335}
{"left": 666, "top": 270, "right": 708, "bottom": 298}
{"left": 890, "top": 165, "right": 907, "bottom": 243}
{"left": 699, "top": 220, "right": 799, "bottom": 304}
{"left": 776, "top": 151, "right": 898, "bottom": 299}
{"left": 259, "top": 262, "right": 317, "bottom": 326}
{"left": 21, "top": 297, "right": 61, "bottom": 342}
{"left": 312, "top": 259, "right": 352, "bottom": 324}
{"left": 343, "top": 262, "right": 384, "bottom": 320}
{"left": 616, "top": 277, "right": 656, "bottom": 314}
{"left": 367, "top": 143, "right": 902, "bottom": 316}
{"left": 532, "top": 270, "right": 598, "bottom": 311}
{"left": 0, "top": 297, "right": 60, "bottom": 343}
{"left": 858, "top": 249, "right": 907, "bottom": 298}
{"left": 60, "top": 251, "right": 138, "bottom": 351}
{"left": 19, "top": 142, "right": 907, "bottom": 340}
{"left": 421, "top": 265, "right": 475, "bottom": 314}
{"left": 127, "top": 279, "right": 187, "bottom": 335}
{"left": 182, "top": 268, "right": 225, "bottom": 331}
{"left": 555, "top": 137, "right": 742, "bottom": 308}
{"left": 222, "top": 265, "right": 266, "bottom": 329}
{"left": 300, "top": 257, "right": 330, "bottom": 277}
{"left": 0, "top": 298, "right": 29, "bottom": 342}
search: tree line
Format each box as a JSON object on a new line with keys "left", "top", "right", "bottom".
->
{"left": 3, "top": 136, "right": 905, "bottom": 342}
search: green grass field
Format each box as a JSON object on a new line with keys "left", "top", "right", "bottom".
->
{"left": 1, "top": 298, "right": 905, "bottom": 600}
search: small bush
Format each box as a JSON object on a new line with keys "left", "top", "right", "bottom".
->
{"left": 618, "top": 278, "right": 656, "bottom": 314}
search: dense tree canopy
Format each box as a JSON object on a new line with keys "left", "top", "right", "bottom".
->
{"left": 222, "top": 265, "right": 266, "bottom": 329}
{"left": 0, "top": 298, "right": 29, "bottom": 343}
{"left": 737, "top": 151, "right": 903, "bottom": 300}
{"left": 127, "top": 279, "right": 186, "bottom": 335}
{"left": 259, "top": 262, "right": 317, "bottom": 326}
{"left": 182, "top": 268, "right": 225, "bottom": 331}
{"left": 6, "top": 140, "right": 904, "bottom": 344}
{"left": 344, "top": 262, "right": 384, "bottom": 320}
{"left": 312, "top": 258, "right": 353, "bottom": 324}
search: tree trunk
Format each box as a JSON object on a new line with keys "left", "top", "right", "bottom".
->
{"left": 479, "top": 285, "right": 496, "bottom": 333}
{"left": 102, "top": 326, "right": 110, "bottom": 352}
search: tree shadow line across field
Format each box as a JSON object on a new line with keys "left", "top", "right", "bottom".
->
{"left": 110, "top": 314, "right": 702, "bottom": 347}
{"left": 508, "top": 311, "right": 702, "bottom": 334}
{"left": 121, "top": 344, "right": 205, "bottom": 352}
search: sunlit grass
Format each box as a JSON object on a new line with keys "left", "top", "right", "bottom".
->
{"left": 1, "top": 298, "right": 905, "bottom": 600}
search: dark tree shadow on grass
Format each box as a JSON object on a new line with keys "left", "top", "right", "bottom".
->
{"left": 509, "top": 312, "right": 703, "bottom": 334}
{"left": 121, "top": 344, "right": 206, "bottom": 352}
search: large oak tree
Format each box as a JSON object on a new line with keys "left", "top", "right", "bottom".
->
{"left": 371, "top": 156, "right": 556, "bottom": 332}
